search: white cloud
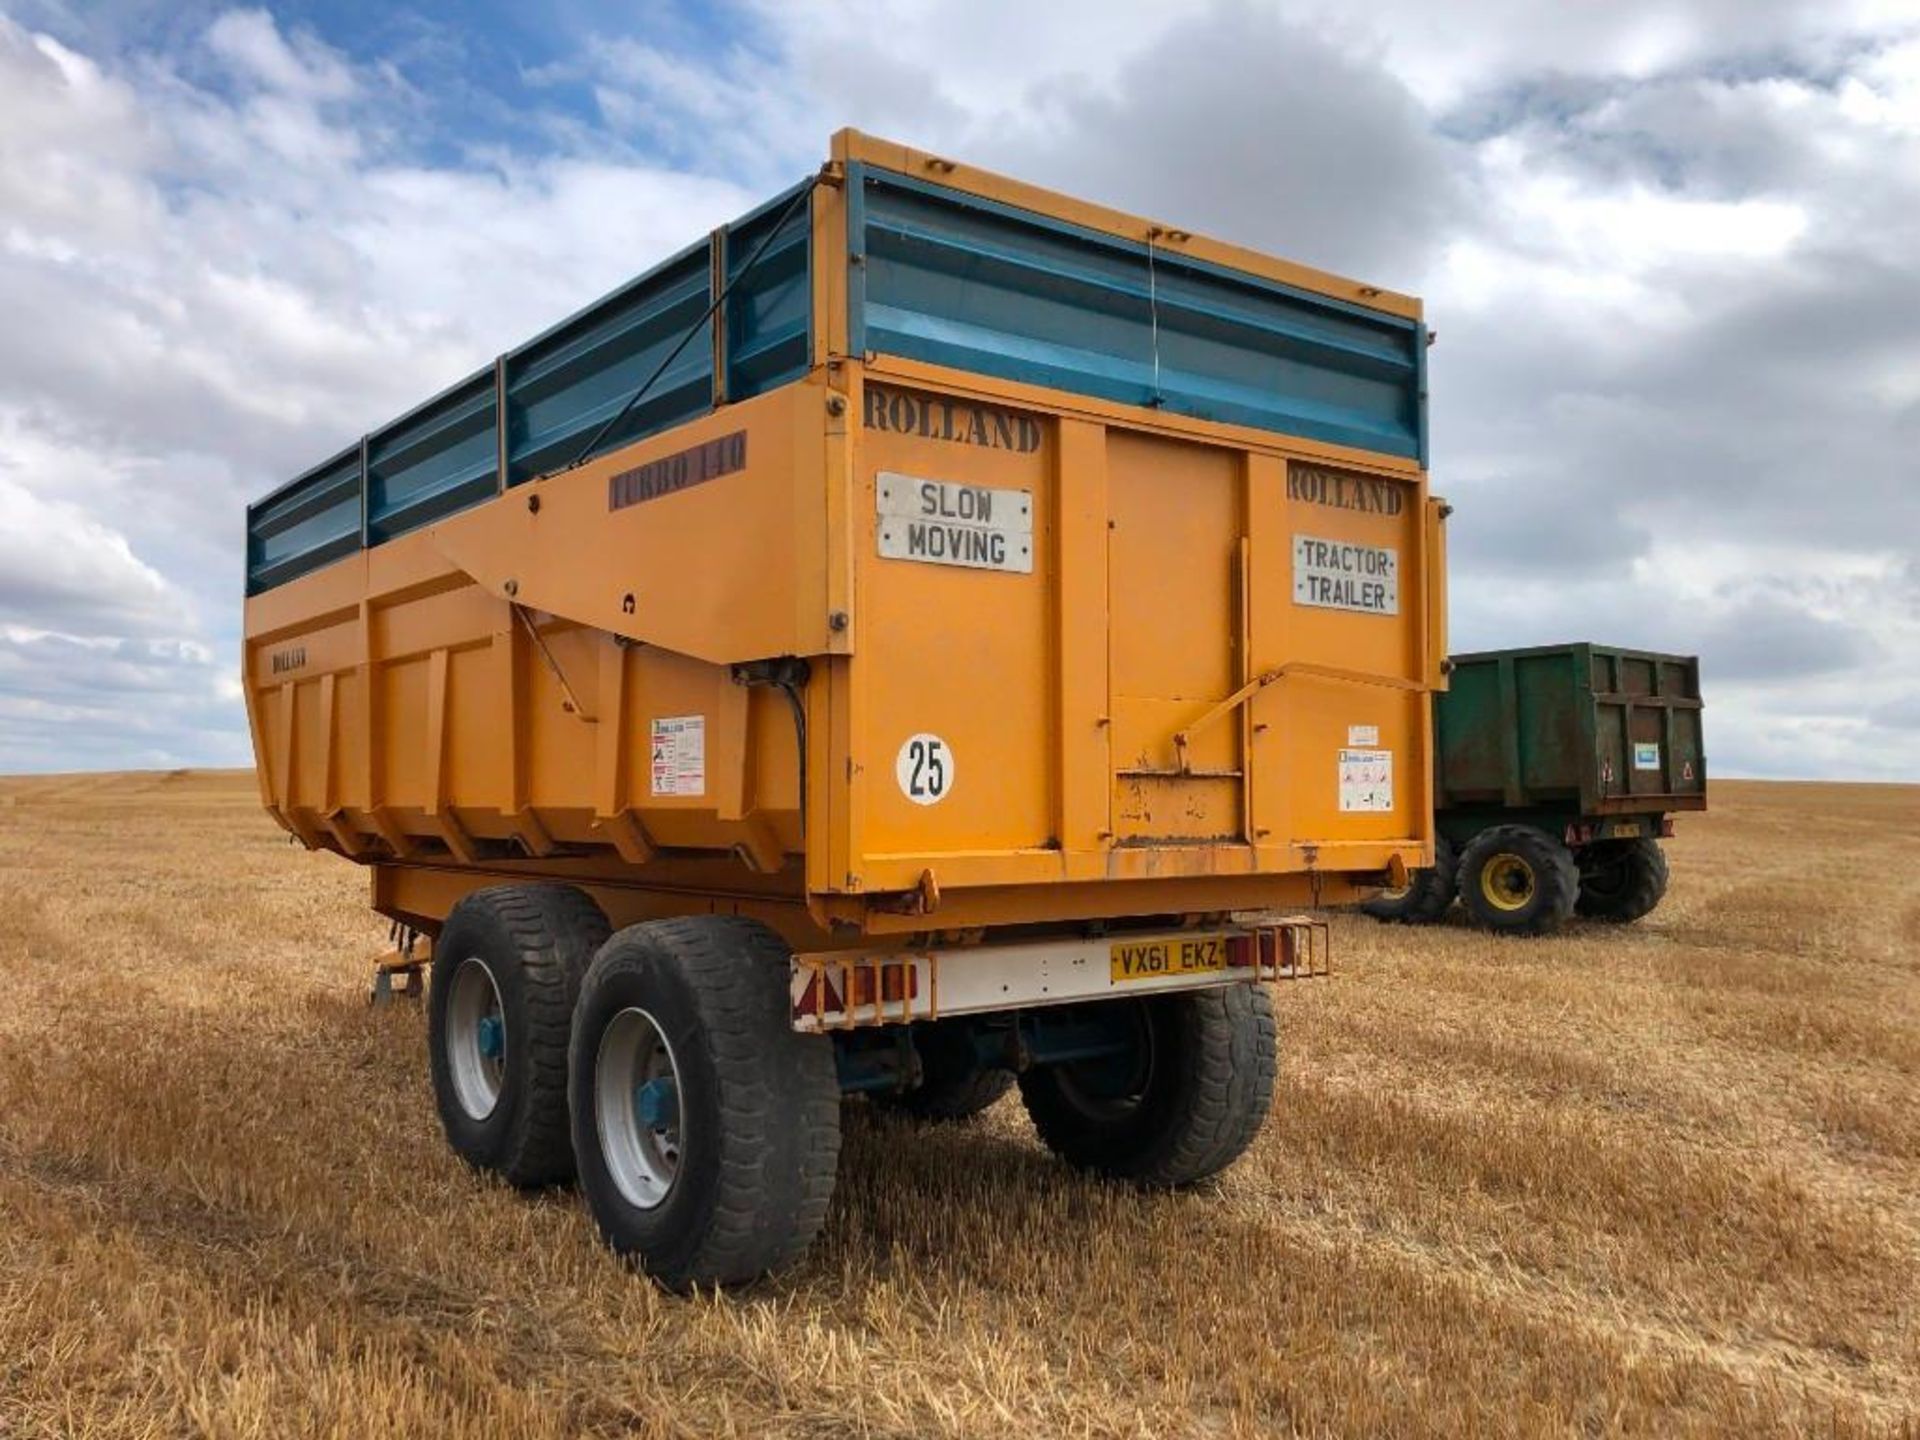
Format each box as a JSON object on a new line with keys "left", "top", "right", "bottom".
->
{"left": 0, "top": 7, "right": 762, "bottom": 772}
{"left": 0, "top": 469, "right": 182, "bottom": 636}
{"left": 1844, "top": 32, "right": 1920, "bottom": 129}
{"left": 205, "top": 8, "right": 355, "bottom": 102}
{"left": 0, "top": 1, "right": 1915, "bottom": 781}
{"left": 0, "top": 629, "right": 246, "bottom": 772}
{"left": 1272, "top": 0, "right": 1912, "bottom": 108}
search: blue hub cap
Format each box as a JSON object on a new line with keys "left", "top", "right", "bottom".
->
{"left": 634, "top": 1076, "right": 678, "bottom": 1128}
{"left": 597, "top": 1008, "right": 683, "bottom": 1210}
{"left": 476, "top": 1014, "right": 505, "bottom": 1060}
{"left": 447, "top": 958, "right": 507, "bottom": 1121}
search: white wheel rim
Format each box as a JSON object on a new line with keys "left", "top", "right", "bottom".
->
{"left": 447, "top": 957, "right": 507, "bottom": 1120}
{"left": 595, "top": 1007, "right": 684, "bottom": 1211}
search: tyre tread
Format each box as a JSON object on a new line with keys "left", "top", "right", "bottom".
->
{"left": 1575, "top": 837, "right": 1669, "bottom": 922}
{"left": 430, "top": 884, "right": 610, "bottom": 1188}
{"left": 1457, "top": 825, "right": 1578, "bottom": 936}
{"left": 572, "top": 916, "right": 840, "bottom": 1289}
{"left": 1361, "top": 835, "right": 1458, "bottom": 925}
{"left": 1022, "top": 983, "right": 1275, "bottom": 1188}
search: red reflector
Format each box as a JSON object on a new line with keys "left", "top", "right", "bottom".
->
{"left": 846, "top": 962, "right": 917, "bottom": 1008}
{"left": 793, "top": 969, "right": 843, "bottom": 1018}
{"left": 1226, "top": 934, "right": 1256, "bottom": 969}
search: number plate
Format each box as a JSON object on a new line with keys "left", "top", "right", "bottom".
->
{"left": 1110, "top": 935, "right": 1228, "bottom": 983}
{"left": 1612, "top": 821, "right": 1642, "bottom": 838}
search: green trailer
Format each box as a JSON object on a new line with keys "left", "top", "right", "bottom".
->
{"left": 1368, "top": 643, "right": 1706, "bottom": 935}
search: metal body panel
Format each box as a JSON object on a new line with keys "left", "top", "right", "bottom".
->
{"left": 502, "top": 242, "right": 714, "bottom": 487}
{"left": 427, "top": 383, "right": 834, "bottom": 666}
{"left": 243, "top": 131, "right": 1446, "bottom": 941}
{"left": 725, "top": 181, "right": 813, "bottom": 400}
{"left": 852, "top": 166, "right": 1425, "bottom": 459}
{"left": 366, "top": 369, "right": 498, "bottom": 546}
{"left": 244, "top": 205, "right": 813, "bottom": 594}
{"left": 246, "top": 447, "right": 362, "bottom": 595}
{"left": 831, "top": 133, "right": 1421, "bottom": 323}
{"left": 246, "top": 132, "right": 1425, "bottom": 596}
{"left": 1435, "top": 643, "right": 1706, "bottom": 818}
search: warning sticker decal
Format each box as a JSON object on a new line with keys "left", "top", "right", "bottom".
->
{"left": 650, "top": 715, "right": 706, "bottom": 797}
{"left": 1339, "top": 748, "right": 1394, "bottom": 813}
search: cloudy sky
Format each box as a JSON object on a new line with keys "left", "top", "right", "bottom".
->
{"left": 1, "top": 0, "right": 1916, "bottom": 779}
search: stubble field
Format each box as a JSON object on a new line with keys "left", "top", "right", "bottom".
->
{"left": 0, "top": 771, "right": 1914, "bottom": 1437}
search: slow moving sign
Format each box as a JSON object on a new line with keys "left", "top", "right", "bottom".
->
{"left": 877, "top": 472, "right": 1033, "bottom": 574}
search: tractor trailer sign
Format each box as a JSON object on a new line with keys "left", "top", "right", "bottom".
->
{"left": 1292, "top": 535, "right": 1399, "bottom": 616}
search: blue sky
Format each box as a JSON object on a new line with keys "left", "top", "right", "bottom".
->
{"left": 14, "top": 0, "right": 790, "bottom": 168}
{"left": 1, "top": 0, "right": 1917, "bottom": 778}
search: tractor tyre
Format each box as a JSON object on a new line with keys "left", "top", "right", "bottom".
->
{"left": 428, "top": 884, "right": 610, "bottom": 1187}
{"left": 1019, "top": 985, "right": 1275, "bottom": 1187}
{"left": 1575, "top": 837, "right": 1670, "bottom": 923}
{"left": 1361, "top": 835, "right": 1458, "bottom": 924}
{"left": 1456, "top": 825, "right": 1579, "bottom": 937}
{"left": 568, "top": 916, "right": 840, "bottom": 1290}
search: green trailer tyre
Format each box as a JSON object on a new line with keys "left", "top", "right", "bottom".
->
{"left": 1456, "top": 825, "right": 1579, "bottom": 936}
{"left": 1360, "top": 835, "right": 1458, "bottom": 924}
{"left": 568, "top": 916, "right": 841, "bottom": 1291}
{"left": 428, "top": 884, "right": 611, "bottom": 1187}
{"left": 1575, "top": 837, "right": 1670, "bottom": 923}
{"left": 1019, "top": 984, "right": 1275, "bottom": 1187}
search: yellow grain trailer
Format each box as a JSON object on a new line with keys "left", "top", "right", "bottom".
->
{"left": 244, "top": 131, "right": 1447, "bottom": 1287}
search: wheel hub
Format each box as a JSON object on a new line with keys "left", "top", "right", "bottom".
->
{"left": 634, "top": 1076, "right": 678, "bottom": 1128}
{"left": 445, "top": 957, "right": 507, "bottom": 1120}
{"left": 595, "top": 1007, "right": 684, "bottom": 1211}
{"left": 1481, "top": 853, "right": 1536, "bottom": 912}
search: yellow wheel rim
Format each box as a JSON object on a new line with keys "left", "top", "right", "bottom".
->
{"left": 1480, "top": 853, "right": 1536, "bottom": 912}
